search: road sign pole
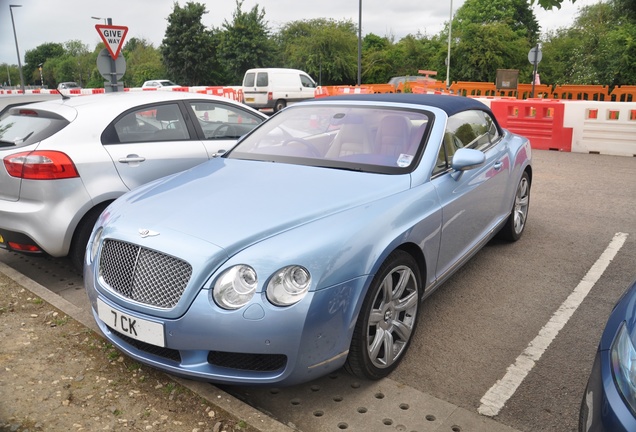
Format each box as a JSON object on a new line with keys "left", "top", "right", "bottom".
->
{"left": 531, "top": 44, "right": 539, "bottom": 98}
{"left": 528, "top": 44, "right": 542, "bottom": 99}
{"left": 107, "top": 18, "right": 119, "bottom": 92}
{"left": 95, "top": 21, "right": 128, "bottom": 92}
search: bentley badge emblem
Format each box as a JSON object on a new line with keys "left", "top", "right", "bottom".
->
{"left": 139, "top": 229, "right": 160, "bottom": 238}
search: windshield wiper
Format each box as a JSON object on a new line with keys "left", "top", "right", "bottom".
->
{"left": 13, "top": 131, "right": 34, "bottom": 144}
{"left": 313, "top": 164, "right": 363, "bottom": 172}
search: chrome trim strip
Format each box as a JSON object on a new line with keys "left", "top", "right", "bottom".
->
{"left": 307, "top": 350, "right": 349, "bottom": 369}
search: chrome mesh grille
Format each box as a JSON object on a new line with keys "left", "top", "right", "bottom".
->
{"left": 99, "top": 239, "right": 192, "bottom": 309}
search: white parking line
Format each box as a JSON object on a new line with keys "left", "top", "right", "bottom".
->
{"left": 478, "top": 232, "right": 629, "bottom": 417}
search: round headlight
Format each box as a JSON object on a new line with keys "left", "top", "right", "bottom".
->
{"left": 213, "top": 265, "right": 257, "bottom": 310}
{"left": 267, "top": 266, "right": 311, "bottom": 306}
{"left": 90, "top": 227, "right": 103, "bottom": 262}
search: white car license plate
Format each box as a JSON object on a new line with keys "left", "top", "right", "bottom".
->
{"left": 245, "top": 97, "right": 255, "bottom": 102}
{"left": 97, "top": 299, "right": 165, "bottom": 347}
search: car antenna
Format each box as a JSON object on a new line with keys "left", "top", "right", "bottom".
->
{"left": 56, "top": 83, "right": 70, "bottom": 101}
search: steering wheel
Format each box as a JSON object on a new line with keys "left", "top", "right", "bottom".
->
{"left": 213, "top": 124, "right": 238, "bottom": 138}
{"left": 282, "top": 138, "right": 321, "bottom": 157}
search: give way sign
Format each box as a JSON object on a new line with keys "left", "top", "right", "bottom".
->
{"left": 95, "top": 24, "right": 129, "bottom": 60}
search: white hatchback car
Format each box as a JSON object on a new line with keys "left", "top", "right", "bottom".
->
{"left": 0, "top": 91, "right": 266, "bottom": 269}
{"left": 141, "top": 80, "right": 179, "bottom": 89}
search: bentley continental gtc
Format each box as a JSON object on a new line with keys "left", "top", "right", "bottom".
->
{"left": 84, "top": 94, "right": 532, "bottom": 386}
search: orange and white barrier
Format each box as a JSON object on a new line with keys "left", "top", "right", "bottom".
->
{"left": 479, "top": 98, "right": 636, "bottom": 156}
{"left": 563, "top": 101, "right": 636, "bottom": 156}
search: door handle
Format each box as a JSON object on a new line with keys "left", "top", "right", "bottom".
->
{"left": 119, "top": 155, "right": 146, "bottom": 163}
{"left": 494, "top": 161, "right": 503, "bottom": 170}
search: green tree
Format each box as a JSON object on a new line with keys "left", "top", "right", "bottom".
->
{"left": 160, "top": 1, "right": 218, "bottom": 86}
{"left": 533, "top": 0, "right": 577, "bottom": 9}
{"left": 122, "top": 38, "right": 166, "bottom": 87}
{"left": 63, "top": 41, "right": 94, "bottom": 87}
{"left": 454, "top": 0, "right": 539, "bottom": 44}
{"left": 24, "top": 43, "right": 65, "bottom": 87}
{"left": 451, "top": 22, "right": 529, "bottom": 83}
{"left": 538, "top": 28, "right": 579, "bottom": 84}
{"left": 444, "top": 0, "right": 538, "bottom": 83}
{"left": 390, "top": 34, "right": 443, "bottom": 78}
{"left": 541, "top": 1, "right": 636, "bottom": 87}
{"left": 1, "top": 64, "right": 21, "bottom": 87}
{"left": 598, "top": 22, "right": 636, "bottom": 86}
{"left": 277, "top": 18, "right": 357, "bottom": 85}
{"left": 216, "top": 1, "right": 276, "bottom": 85}
{"left": 361, "top": 33, "right": 394, "bottom": 84}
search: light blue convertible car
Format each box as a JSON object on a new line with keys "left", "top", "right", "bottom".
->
{"left": 84, "top": 94, "right": 532, "bottom": 386}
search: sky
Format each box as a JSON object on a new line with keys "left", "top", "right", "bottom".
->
{"left": 0, "top": 0, "right": 602, "bottom": 66}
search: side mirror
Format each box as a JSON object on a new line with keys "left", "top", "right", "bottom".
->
{"left": 451, "top": 148, "right": 485, "bottom": 172}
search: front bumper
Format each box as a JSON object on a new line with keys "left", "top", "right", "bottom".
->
{"left": 85, "top": 275, "right": 366, "bottom": 386}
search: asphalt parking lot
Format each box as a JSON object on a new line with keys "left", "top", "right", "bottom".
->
{"left": 1, "top": 149, "right": 634, "bottom": 432}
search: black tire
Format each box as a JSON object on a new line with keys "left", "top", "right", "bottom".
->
{"left": 274, "top": 99, "right": 286, "bottom": 112}
{"left": 69, "top": 202, "right": 111, "bottom": 272}
{"left": 345, "top": 250, "right": 421, "bottom": 380}
{"left": 498, "top": 171, "right": 530, "bottom": 242}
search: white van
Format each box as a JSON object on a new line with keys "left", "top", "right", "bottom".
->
{"left": 242, "top": 68, "right": 317, "bottom": 112}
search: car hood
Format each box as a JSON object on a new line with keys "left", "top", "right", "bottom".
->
{"left": 107, "top": 158, "right": 412, "bottom": 254}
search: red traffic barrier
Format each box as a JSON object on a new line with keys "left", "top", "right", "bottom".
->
{"left": 490, "top": 99, "right": 573, "bottom": 151}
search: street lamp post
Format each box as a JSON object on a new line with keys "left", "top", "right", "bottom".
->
{"left": 446, "top": 0, "right": 453, "bottom": 89}
{"left": 38, "top": 63, "right": 44, "bottom": 88}
{"left": 357, "top": 0, "right": 362, "bottom": 86}
{"left": 91, "top": 16, "right": 108, "bottom": 24}
{"left": 9, "top": 4, "right": 25, "bottom": 93}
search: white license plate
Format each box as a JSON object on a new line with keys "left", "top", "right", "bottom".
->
{"left": 245, "top": 97, "right": 255, "bottom": 102}
{"left": 97, "top": 299, "right": 165, "bottom": 347}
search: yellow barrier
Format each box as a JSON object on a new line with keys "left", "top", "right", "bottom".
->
{"left": 608, "top": 85, "right": 636, "bottom": 102}
{"left": 551, "top": 85, "right": 610, "bottom": 101}
{"left": 450, "top": 82, "right": 497, "bottom": 97}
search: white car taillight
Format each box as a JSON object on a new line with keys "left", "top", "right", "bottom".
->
{"left": 3, "top": 150, "right": 79, "bottom": 180}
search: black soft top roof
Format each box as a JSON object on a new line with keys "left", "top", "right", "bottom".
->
{"left": 313, "top": 93, "right": 491, "bottom": 117}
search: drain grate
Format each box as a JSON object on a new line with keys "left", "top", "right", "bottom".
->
{"left": 226, "top": 371, "right": 463, "bottom": 432}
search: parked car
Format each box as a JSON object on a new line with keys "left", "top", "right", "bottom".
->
{"left": 57, "top": 81, "right": 82, "bottom": 95}
{"left": 579, "top": 278, "right": 636, "bottom": 432}
{"left": 57, "top": 82, "right": 81, "bottom": 91}
{"left": 0, "top": 91, "right": 266, "bottom": 270}
{"left": 388, "top": 76, "right": 436, "bottom": 92}
{"left": 242, "top": 68, "right": 317, "bottom": 112}
{"left": 142, "top": 80, "right": 179, "bottom": 89}
{"left": 84, "top": 93, "right": 532, "bottom": 386}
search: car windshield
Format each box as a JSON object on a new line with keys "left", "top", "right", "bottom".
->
{"left": 227, "top": 105, "right": 431, "bottom": 174}
{"left": 158, "top": 80, "right": 177, "bottom": 86}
